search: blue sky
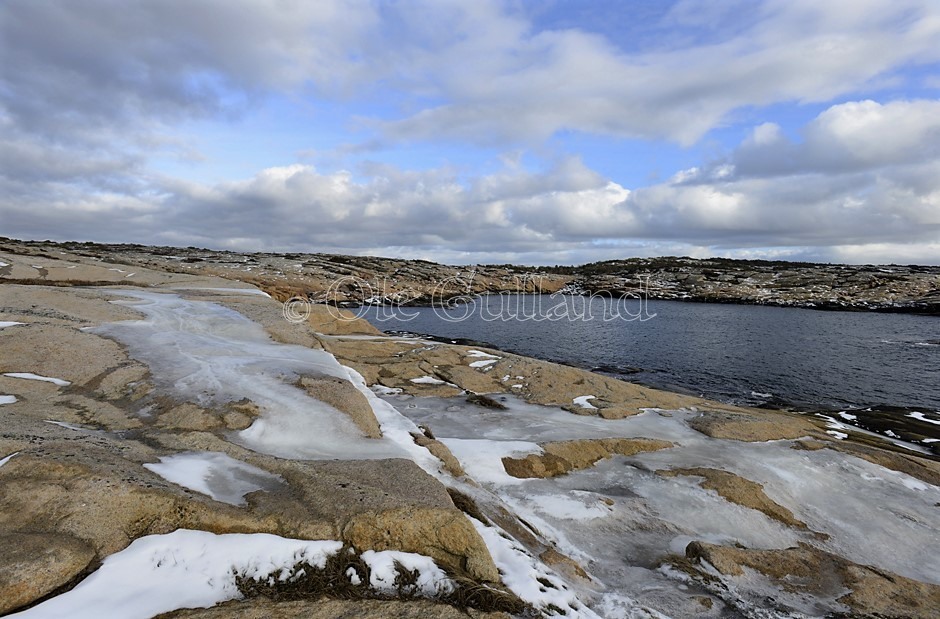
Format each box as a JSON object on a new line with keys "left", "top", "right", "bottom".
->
{"left": 2, "top": 0, "right": 940, "bottom": 265}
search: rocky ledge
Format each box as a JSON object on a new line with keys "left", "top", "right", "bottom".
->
{"left": 2, "top": 237, "right": 938, "bottom": 313}
{"left": 1, "top": 241, "right": 938, "bottom": 618}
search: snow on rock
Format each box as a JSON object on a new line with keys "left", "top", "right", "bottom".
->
{"left": 837, "top": 411, "right": 857, "bottom": 421}
{"left": 143, "top": 452, "right": 283, "bottom": 506}
{"left": 3, "top": 372, "right": 71, "bottom": 387}
{"left": 0, "top": 321, "right": 25, "bottom": 329}
{"left": 470, "top": 518, "right": 602, "bottom": 618}
{"left": 361, "top": 550, "right": 454, "bottom": 597}
{"left": 7, "top": 530, "right": 345, "bottom": 619}
{"left": 573, "top": 395, "right": 597, "bottom": 410}
{"left": 466, "top": 350, "right": 500, "bottom": 359}
{"left": 370, "top": 385, "right": 403, "bottom": 395}
{"left": 469, "top": 359, "right": 498, "bottom": 369}
{"left": 0, "top": 452, "right": 18, "bottom": 468}
{"left": 410, "top": 375, "right": 446, "bottom": 385}
{"left": 826, "top": 430, "right": 848, "bottom": 440}
{"left": 907, "top": 411, "right": 940, "bottom": 426}
{"left": 0, "top": 395, "right": 17, "bottom": 405}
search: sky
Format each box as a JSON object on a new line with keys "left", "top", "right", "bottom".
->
{"left": 1, "top": 0, "right": 940, "bottom": 266}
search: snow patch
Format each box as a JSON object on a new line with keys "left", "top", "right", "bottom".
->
{"left": 0, "top": 395, "right": 17, "bottom": 405}
{"left": 0, "top": 452, "right": 18, "bottom": 468}
{"left": 836, "top": 411, "right": 857, "bottom": 421}
{"left": 7, "top": 530, "right": 343, "bottom": 619}
{"left": 3, "top": 372, "right": 71, "bottom": 387}
{"left": 466, "top": 350, "right": 499, "bottom": 359}
{"left": 573, "top": 395, "right": 597, "bottom": 410}
{"left": 361, "top": 550, "right": 454, "bottom": 597}
{"left": 469, "top": 359, "right": 498, "bottom": 368}
{"left": 907, "top": 411, "right": 940, "bottom": 426}
{"left": 410, "top": 375, "right": 446, "bottom": 385}
{"left": 0, "top": 321, "right": 25, "bottom": 329}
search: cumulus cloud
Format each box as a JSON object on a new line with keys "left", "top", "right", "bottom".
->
{"left": 4, "top": 95, "right": 939, "bottom": 265}
{"left": 1, "top": 1, "right": 939, "bottom": 264}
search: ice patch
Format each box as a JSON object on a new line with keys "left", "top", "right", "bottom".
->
{"left": 836, "top": 411, "right": 857, "bottom": 421}
{"left": 370, "top": 384, "right": 403, "bottom": 395}
{"left": 441, "top": 438, "right": 541, "bottom": 485}
{"left": 826, "top": 430, "right": 848, "bottom": 440}
{"left": 0, "top": 452, "right": 18, "bottom": 468}
{"left": 884, "top": 430, "right": 900, "bottom": 438}
{"left": 529, "top": 493, "right": 613, "bottom": 521}
{"left": 0, "top": 261, "right": 8, "bottom": 267}
{"left": 3, "top": 372, "right": 71, "bottom": 387}
{"left": 6, "top": 530, "right": 343, "bottom": 619}
{"left": 922, "top": 438, "right": 939, "bottom": 444}
{"left": 144, "top": 452, "right": 283, "bottom": 506}
{"left": 907, "top": 411, "right": 940, "bottom": 426}
{"left": 750, "top": 391, "right": 772, "bottom": 399}
{"left": 0, "top": 321, "right": 25, "bottom": 329}
{"left": 361, "top": 550, "right": 454, "bottom": 596}
{"left": 573, "top": 395, "right": 597, "bottom": 410}
{"left": 0, "top": 395, "right": 17, "bottom": 405}
{"left": 466, "top": 350, "right": 499, "bottom": 359}
{"left": 469, "top": 359, "right": 498, "bottom": 368}
{"left": 92, "top": 291, "right": 405, "bottom": 460}
{"left": 410, "top": 375, "right": 446, "bottom": 385}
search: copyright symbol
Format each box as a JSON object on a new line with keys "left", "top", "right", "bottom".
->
{"left": 282, "top": 296, "right": 311, "bottom": 324}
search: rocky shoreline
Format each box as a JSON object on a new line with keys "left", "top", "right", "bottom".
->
{"left": 2, "top": 237, "right": 938, "bottom": 314}
{"left": 1, "top": 241, "right": 939, "bottom": 617}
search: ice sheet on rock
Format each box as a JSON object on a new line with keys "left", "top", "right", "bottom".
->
{"left": 7, "top": 530, "right": 343, "bottom": 619}
{"left": 0, "top": 395, "right": 17, "bottom": 405}
{"left": 392, "top": 394, "right": 702, "bottom": 444}
{"left": 441, "top": 438, "right": 541, "bottom": 485}
{"left": 402, "top": 392, "right": 940, "bottom": 615}
{"left": 0, "top": 321, "right": 25, "bottom": 329}
{"left": 632, "top": 439, "right": 940, "bottom": 584}
{"left": 144, "top": 452, "right": 283, "bottom": 506}
{"left": 3, "top": 372, "right": 71, "bottom": 387}
{"left": 93, "top": 291, "right": 406, "bottom": 460}
{"left": 360, "top": 550, "right": 454, "bottom": 596}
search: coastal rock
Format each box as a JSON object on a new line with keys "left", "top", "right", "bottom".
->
{"left": 687, "top": 408, "right": 819, "bottom": 441}
{"left": 298, "top": 375, "right": 382, "bottom": 438}
{"left": 502, "top": 438, "right": 674, "bottom": 479}
{"left": 343, "top": 507, "right": 500, "bottom": 582}
{"left": 683, "top": 541, "right": 940, "bottom": 618}
{"left": 0, "top": 533, "right": 96, "bottom": 615}
{"left": 156, "top": 598, "right": 511, "bottom": 618}
{"left": 657, "top": 467, "right": 806, "bottom": 528}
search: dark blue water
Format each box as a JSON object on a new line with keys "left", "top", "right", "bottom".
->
{"left": 362, "top": 295, "right": 940, "bottom": 411}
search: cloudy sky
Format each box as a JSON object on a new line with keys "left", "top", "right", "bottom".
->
{"left": 2, "top": 0, "right": 940, "bottom": 265}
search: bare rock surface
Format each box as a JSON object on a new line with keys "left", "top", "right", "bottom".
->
{"left": 0, "top": 533, "right": 96, "bottom": 615}
{"left": 503, "top": 438, "right": 674, "bottom": 478}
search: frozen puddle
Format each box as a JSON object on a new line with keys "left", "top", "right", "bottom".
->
{"left": 93, "top": 291, "right": 406, "bottom": 460}
{"left": 390, "top": 393, "right": 940, "bottom": 617}
{"left": 144, "top": 452, "right": 283, "bottom": 506}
